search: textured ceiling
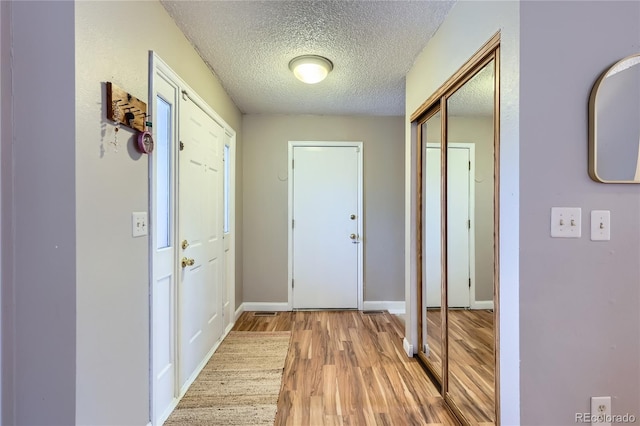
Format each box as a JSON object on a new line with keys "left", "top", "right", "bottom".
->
{"left": 161, "top": 0, "right": 456, "bottom": 116}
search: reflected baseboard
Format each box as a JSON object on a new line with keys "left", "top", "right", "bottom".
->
{"left": 471, "top": 300, "right": 494, "bottom": 310}
{"left": 363, "top": 300, "right": 405, "bottom": 315}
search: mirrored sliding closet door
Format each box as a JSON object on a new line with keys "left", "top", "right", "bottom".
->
{"left": 413, "top": 34, "right": 500, "bottom": 426}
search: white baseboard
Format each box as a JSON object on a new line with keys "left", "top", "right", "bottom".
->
{"left": 471, "top": 300, "right": 494, "bottom": 310}
{"left": 237, "top": 301, "right": 408, "bottom": 314}
{"left": 363, "top": 300, "right": 405, "bottom": 315}
{"left": 234, "top": 304, "right": 244, "bottom": 321}
{"left": 403, "top": 337, "right": 414, "bottom": 357}
{"left": 241, "top": 302, "right": 290, "bottom": 312}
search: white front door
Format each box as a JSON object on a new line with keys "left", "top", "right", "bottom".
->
{"left": 425, "top": 145, "right": 471, "bottom": 308}
{"left": 178, "top": 96, "right": 224, "bottom": 390}
{"left": 290, "top": 143, "right": 362, "bottom": 309}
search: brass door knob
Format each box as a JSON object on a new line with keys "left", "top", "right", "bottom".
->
{"left": 181, "top": 257, "right": 195, "bottom": 268}
{"left": 350, "top": 214, "right": 356, "bottom": 220}
{"left": 349, "top": 233, "right": 357, "bottom": 240}
{"left": 181, "top": 240, "right": 189, "bottom": 250}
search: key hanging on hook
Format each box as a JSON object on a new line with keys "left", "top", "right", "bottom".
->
{"left": 111, "top": 99, "right": 122, "bottom": 153}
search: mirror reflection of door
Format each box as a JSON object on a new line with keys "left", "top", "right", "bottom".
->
{"left": 446, "top": 59, "right": 496, "bottom": 425}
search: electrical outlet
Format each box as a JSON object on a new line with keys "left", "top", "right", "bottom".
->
{"left": 132, "top": 212, "right": 148, "bottom": 237}
{"left": 590, "top": 396, "right": 611, "bottom": 426}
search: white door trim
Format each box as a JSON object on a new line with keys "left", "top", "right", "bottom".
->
{"left": 287, "top": 141, "right": 364, "bottom": 311}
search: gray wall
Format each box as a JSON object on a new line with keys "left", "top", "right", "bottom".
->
{"left": 242, "top": 114, "right": 405, "bottom": 304}
{"left": 520, "top": 1, "right": 640, "bottom": 423}
{"left": 2, "top": 2, "right": 77, "bottom": 424}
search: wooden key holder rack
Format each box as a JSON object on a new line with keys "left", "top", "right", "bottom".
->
{"left": 106, "top": 82, "right": 148, "bottom": 133}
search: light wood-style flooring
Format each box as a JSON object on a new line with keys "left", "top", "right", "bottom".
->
{"left": 425, "top": 309, "right": 495, "bottom": 425}
{"left": 447, "top": 309, "right": 494, "bottom": 425}
{"left": 233, "top": 310, "right": 459, "bottom": 425}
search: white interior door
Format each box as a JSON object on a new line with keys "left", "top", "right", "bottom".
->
{"left": 425, "top": 145, "right": 471, "bottom": 308}
{"left": 291, "top": 144, "right": 362, "bottom": 309}
{"left": 178, "top": 96, "right": 224, "bottom": 391}
{"left": 151, "top": 70, "right": 179, "bottom": 424}
{"left": 447, "top": 147, "right": 471, "bottom": 308}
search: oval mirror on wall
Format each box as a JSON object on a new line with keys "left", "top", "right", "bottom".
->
{"left": 589, "top": 54, "right": 640, "bottom": 183}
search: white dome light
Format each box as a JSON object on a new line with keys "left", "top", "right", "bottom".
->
{"left": 289, "top": 55, "right": 333, "bottom": 84}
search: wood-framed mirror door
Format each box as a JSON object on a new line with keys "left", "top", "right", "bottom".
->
{"left": 413, "top": 34, "right": 500, "bottom": 426}
{"left": 416, "top": 107, "right": 445, "bottom": 384}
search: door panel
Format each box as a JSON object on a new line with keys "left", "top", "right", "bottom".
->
{"left": 178, "top": 98, "right": 224, "bottom": 390}
{"left": 292, "top": 146, "right": 360, "bottom": 309}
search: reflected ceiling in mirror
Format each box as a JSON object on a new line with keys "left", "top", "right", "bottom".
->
{"left": 447, "top": 63, "right": 494, "bottom": 117}
{"left": 589, "top": 54, "right": 640, "bottom": 183}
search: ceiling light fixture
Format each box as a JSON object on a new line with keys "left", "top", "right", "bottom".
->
{"left": 288, "top": 55, "right": 333, "bottom": 84}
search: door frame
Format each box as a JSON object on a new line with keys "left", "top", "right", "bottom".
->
{"left": 287, "top": 141, "right": 364, "bottom": 311}
{"left": 148, "top": 52, "right": 237, "bottom": 426}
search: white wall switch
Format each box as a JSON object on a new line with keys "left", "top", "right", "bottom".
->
{"left": 590, "top": 396, "right": 611, "bottom": 426}
{"left": 591, "top": 210, "right": 610, "bottom": 241}
{"left": 132, "top": 212, "right": 148, "bottom": 237}
{"left": 550, "top": 207, "right": 581, "bottom": 238}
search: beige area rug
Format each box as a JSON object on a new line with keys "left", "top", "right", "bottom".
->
{"left": 164, "top": 331, "right": 291, "bottom": 426}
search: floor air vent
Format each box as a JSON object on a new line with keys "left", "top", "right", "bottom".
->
{"left": 253, "top": 311, "right": 278, "bottom": 317}
{"left": 362, "top": 310, "right": 385, "bottom": 315}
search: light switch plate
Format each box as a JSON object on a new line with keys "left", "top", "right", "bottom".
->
{"left": 132, "top": 212, "right": 148, "bottom": 237}
{"left": 591, "top": 210, "right": 610, "bottom": 241}
{"left": 550, "top": 207, "right": 581, "bottom": 238}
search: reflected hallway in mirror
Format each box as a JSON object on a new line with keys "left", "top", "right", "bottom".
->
{"left": 446, "top": 58, "right": 496, "bottom": 425}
